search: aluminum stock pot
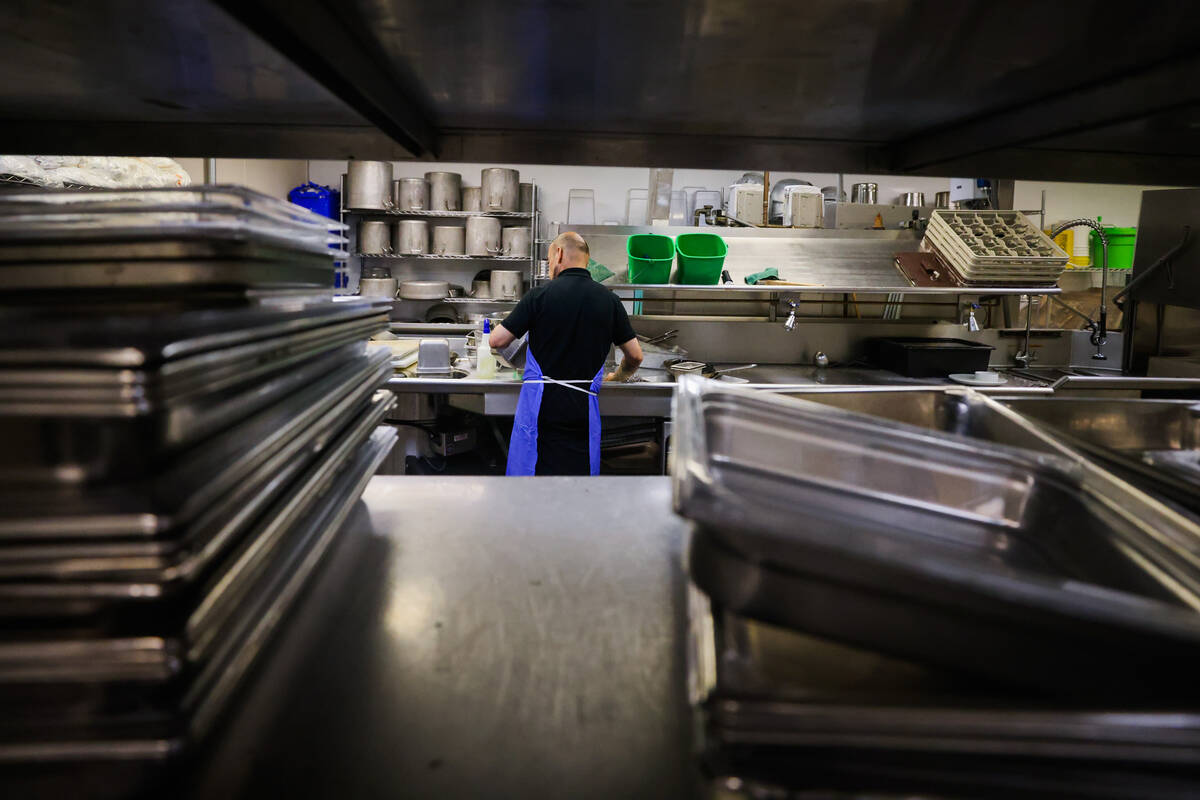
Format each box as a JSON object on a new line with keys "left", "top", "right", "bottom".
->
{"left": 358, "top": 220, "right": 392, "bottom": 254}
{"left": 395, "top": 220, "right": 429, "bottom": 254}
{"left": 346, "top": 160, "right": 393, "bottom": 209}
{"left": 426, "top": 171, "right": 462, "bottom": 211}
{"left": 465, "top": 216, "right": 502, "bottom": 256}
{"left": 462, "top": 186, "right": 481, "bottom": 212}
{"left": 502, "top": 226, "right": 531, "bottom": 257}
{"left": 481, "top": 168, "right": 519, "bottom": 212}
{"left": 432, "top": 225, "right": 465, "bottom": 255}
{"left": 394, "top": 177, "right": 430, "bottom": 211}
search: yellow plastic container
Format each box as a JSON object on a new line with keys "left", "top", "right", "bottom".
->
{"left": 1047, "top": 228, "right": 1091, "bottom": 268}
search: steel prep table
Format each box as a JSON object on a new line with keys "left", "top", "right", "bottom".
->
{"left": 174, "top": 475, "right": 700, "bottom": 799}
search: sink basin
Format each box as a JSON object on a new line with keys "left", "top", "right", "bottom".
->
{"left": 1001, "top": 397, "right": 1200, "bottom": 452}
{"left": 774, "top": 387, "right": 1055, "bottom": 452}
{"left": 674, "top": 379, "right": 1200, "bottom": 697}
{"left": 1000, "top": 397, "right": 1200, "bottom": 511}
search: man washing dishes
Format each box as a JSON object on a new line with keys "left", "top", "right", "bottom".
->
{"left": 489, "top": 232, "right": 644, "bottom": 476}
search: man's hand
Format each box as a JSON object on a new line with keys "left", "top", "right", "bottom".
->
{"left": 605, "top": 337, "right": 643, "bottom": 383}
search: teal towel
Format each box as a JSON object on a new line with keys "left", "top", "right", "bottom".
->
{"left": 587, "top": 258, "right": 615, "bottom": 283}
{"left": 744, "top": 268, "right": 779, "bottom": 285}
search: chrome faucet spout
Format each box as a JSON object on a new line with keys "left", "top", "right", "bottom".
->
{"left": 1049, "top": 218, "right": 1109, "bottom": 359}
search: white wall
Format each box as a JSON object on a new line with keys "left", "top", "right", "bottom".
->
{"left": 174, "top": 158, "right": 309, "bottom": 198}
{"left": 1012, "top": 180, "right": 1174, "bottom": 227}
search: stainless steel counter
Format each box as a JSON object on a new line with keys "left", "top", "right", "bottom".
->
{"left": 178, "top": 476, "right": 698, "bottom": 799}
{"left": 387, "top": 367, "right": 1053, "bottom": 417}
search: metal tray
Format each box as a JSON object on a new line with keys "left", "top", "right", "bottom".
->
{"left": 0, "top": 297, "right": 391, "bottom": 368}
{"left": 0, "top": 409, "right": 393, "bottom": 683}
{"left": 0, "top": 185, "right": 346, "bottom": 253}
{"left": 699, "top": 611, "right": 1200, "bottom": 764}
{"left": 0, "top": 390, "right": 393, "bottom": 592}
{"left": 0, "top": 349, "right": 391, "bottom": 540}
{"left": 0, "top": 338, "right": 377, "bottom": 487}
{"left": 1000, "top": 397, "right": 1200, "bottom": 513}
{"left": 0, "top": 259, "right": 337, "bottom": 291}
{"left": 0, "top": 427, "right": 394, "bottom": 764}
{"left": 674, "top": 379, "right": 1200, "bottom": 697}
{"left": 0, "top": 313, "right": 383, "bottom": 411}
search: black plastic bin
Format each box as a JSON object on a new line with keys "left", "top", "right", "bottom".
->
{"left": 869, "top": 337, "right": 994, "bottom": 378}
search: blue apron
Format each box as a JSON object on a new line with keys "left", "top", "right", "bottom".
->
{"left": 505, "top": 338, "right": 604, "bottom": 476}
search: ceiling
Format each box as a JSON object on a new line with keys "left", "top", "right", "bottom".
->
{"left": 2, "top": 0, "right": 1200, "bottom": 182}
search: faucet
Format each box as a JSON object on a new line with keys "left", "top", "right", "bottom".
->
{"left": 783, "top": 300, "right": 798, "bottom": 332}
{"left": 1013, "top": 294, "right": 1037, "bottom": 368}
{"left": 1047, "top": 218, "right": 1109, "bottom": 360}
{"left": 693, "top": 205, "right": 717, "bottom": 226}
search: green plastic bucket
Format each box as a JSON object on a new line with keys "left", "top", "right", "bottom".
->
{"left": 626, "top": 234, "right": 675, "bottom": 283}
{"left": 1091, "top": 227, "right": 1137, "bottom": 269}
{"left": 675, "top": 232, "right": 728, "bottom": 285}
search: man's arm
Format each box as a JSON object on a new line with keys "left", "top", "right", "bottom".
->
{"left": 489, "top": 324, "right": 516, "bottom": 350}
{"left": 490, "top": 293, "right": 534, "bottom": 350}
{"left": 605, "top": 337, "right": 643, "bottom": 382}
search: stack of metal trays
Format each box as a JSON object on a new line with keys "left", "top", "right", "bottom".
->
{"left": 1000, "top": 397, "right": 1200, "bottom": 515}
{"left": 0, "top": 188, "right": 396, "bottom": 792}
{"left": 674, "top": 379, "right": 1200, "bottom": 793}
{"left": 0, "top": 185, "right": 347, "bottom": 290}
{"left": 692, "top": 607, "right": 1200, "bottom": 799}
{"left": 921, "top": 210, "right": 1068, "bottom": 286}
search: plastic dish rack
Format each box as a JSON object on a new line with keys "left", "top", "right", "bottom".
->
{"left": 922, "top": 210, "right": 1068, "bottom": 285}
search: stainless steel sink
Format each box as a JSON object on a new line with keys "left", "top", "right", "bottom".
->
{"left": 999, "top": 397, "right": 1200, "bottom": 511}
{"left": 1001, "top": 397, "right": 1200, "bottom": 452}
{"left": 674, "top": 379, "right": 1200, "bottom": 697}
{"left": 775, "top": 387, "right": 1055, "bottom": 452}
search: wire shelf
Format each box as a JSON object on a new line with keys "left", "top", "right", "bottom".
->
{"left": 605, "top": 283, "right": 1061, "bottom": 296}
{"left": 345, "top": 208, "right": 532, "bottom": 219}
{"left": 358, "top": 253, "right": 529, "bottom": 261}
{"left": 0, "top": 173, "right": 107, "bottom": 191}
{"left": 439, "top": 296, "right": 519, "bottom": 305}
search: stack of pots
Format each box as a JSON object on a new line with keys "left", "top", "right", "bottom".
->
{"left": 352, "top": 166, "right": 531, "bottom": 263}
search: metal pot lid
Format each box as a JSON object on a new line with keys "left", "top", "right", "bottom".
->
{"left": 399, "top": 280, "right": 450, "bottom": 300}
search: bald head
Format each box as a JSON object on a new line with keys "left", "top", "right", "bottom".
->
{"left": 548, "top": 231, "right": 590, "bottom": 276}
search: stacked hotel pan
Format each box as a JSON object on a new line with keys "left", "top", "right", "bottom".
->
{"left": 674, "top": 378, "right": 1200, "bottom": 798}
{"left": 0, "top": 187, "right": 395, "bottom": 791}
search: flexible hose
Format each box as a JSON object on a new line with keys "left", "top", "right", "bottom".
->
{"left": 1048, "top": 218, "right": 1109, "bottom": 347}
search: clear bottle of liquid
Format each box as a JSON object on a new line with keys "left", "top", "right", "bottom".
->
{"left": 476, "top": 319, "right": 497, "bottom": 379}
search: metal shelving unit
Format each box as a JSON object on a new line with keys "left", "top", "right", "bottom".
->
{"left": 345, "top": 208, "right": 532, "bottom": 219}
{"left": 440, "top": 297, "right": 518, "bottom": 305}
{"left": 605, "top": 283, "right": 1062, "bottom": 297}
{"left": 358, "top": 253, "right": 528, "bottom": 261}
{"left": 341, "top": 181, "right": 540, "bottom": 319}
